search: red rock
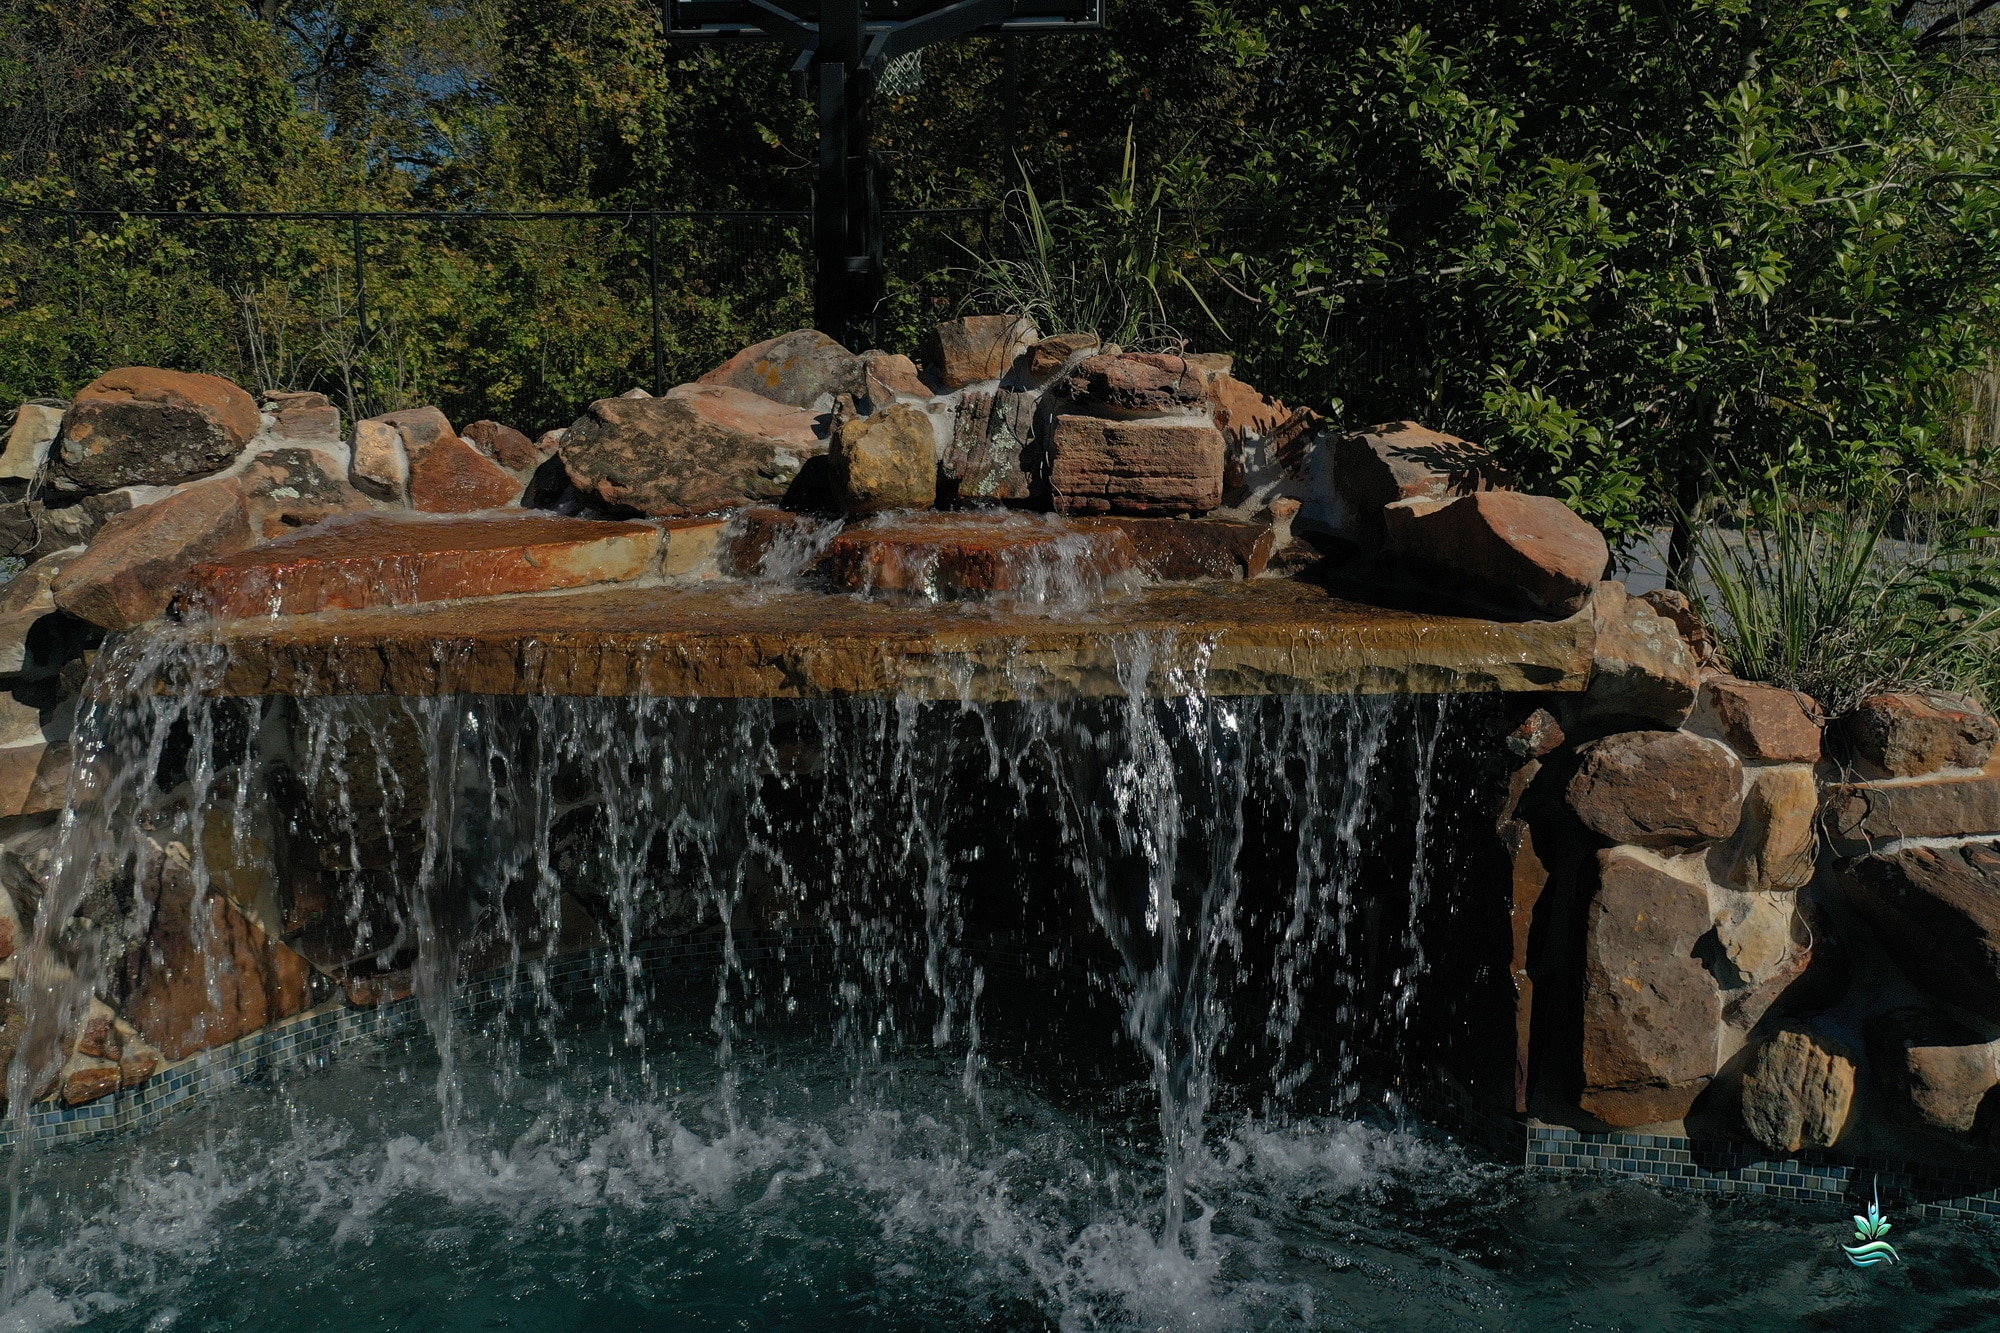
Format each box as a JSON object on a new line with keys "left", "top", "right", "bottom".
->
{"left": 1567, "top": 730, "right": 1743, "bottom": 848}
{"left": 1824, "top": 753, "right": 2000, "bottom": 851}
{"left": 263, "top": 391, "right": 340, "bottom": 445}
{"left": 1505, "top": 707, "right": 1566, "bottom": 760}
{"left": 60, "top": 1054, "right": 121, "bottom": 1106}
{"left": 1072, "top": 516, "right": 1274, "bottom": 580}
{"left": 823, "top": 513, "right": 1135, "bottom": 598}
{"left": 563, "top": 385, "right": 825, "bottom": 517}
{"left": 182, "top": 513, "right": 664, "bottom": 618}
{"left": 1383, "top": 490, "right": 1608, "bottom": 618}
{"left": 1701, "top": 676, "right": 1823, "bottom": 762}
{"left": 1845, "top": 842, "right": 2000, "bottom": 1023}
{"left": 54, "top": 368, "right": 260, "bottom": 492}
{"left": 1025, "top": 332, "right": 1100, "bottom": 383}
{"left": 407, "top": 433, "right": 524, "bottom": 512}
{"left": 1048, "top": 416, "right": 1225, "bottom": 516}
{"left": 51, "top": 477, "right": 253, "bottom": 629}
{"left": 372, "top": 406, "right": 453, "bottom": 453}
{"left": 117, "top": 1028, "right": 158, "bottom": 1088}
{"left": 718, "top": 507, "right": 842, "bottom": 579}
{"left": 1057, "top": 353, "right": 1208, "bottom": 416}
{"left": 700, "top": 329, "right": 865, "bottom": 407}
{"left": 1498, "top": 759, "right": 1549, "bottom": 1114}
{"left": 1639, "top": 589, "right": 1720, "bottom": 667}
{"left": 1580, "top": 582, "right": 1699, "bottom": 728}
{"left": 461, "top": 420, "right": 542, "bottom": 473}
{"left": 1839, "top": 691, "right": 1997, "bottom": 777}
{"left": 924, "top": 315, "right": 1036, "bottom": 390}
{"left": 1210, "top": 374, "right": 1319, "bottom": 493}
{"left": 1580, "top": 848, "right": 1721, "bottom": 1126}
{"left": 344, "top": 969, "right": 414, "bottom": 1008}
{"left": 860, "top": 350, "right": 929, "bottom": 406}
{"left": 119, "top": 852, "right": 318, "bottom": 1061}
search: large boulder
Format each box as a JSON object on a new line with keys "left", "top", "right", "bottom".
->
{"left": 1719, "top": 765, "right": 1818, "bottom": 892}
{"left": 1566, "top": 730, "right": 1744, "bottom": 848}
{"left": 1845, "top": 842, "right": 2000, "bottom": 1023}
{"left": 923, "top": 315, "right": 1036, "bottom": 390}
{"left": 1382, "top": 490, "right": 1608, "bottom": 619}
{"left": 1580, "top": 848, "right": 1722, "bottom": 1125}
{"left": 1056, "top": 352, "right": 1208, "bottom": 417}
{"left": 1578, "top": 582, "right": 1700, "bottom": 728}
{"left": 1700, "top": 677, "right": 1823, "bottom": 762}
{"left": 562, "top": 384, "right": 825, "bottom": 517}
{"left": 830, "top": 403, "right": 938, "bottom": 515}
{"left": 1738, "top": 1027, "right": 1856, "bottom": 1152}
{"left": 1865, "top": 1006, "right": 2000, "bottom": 1141}
{"left": 53, "top": 368, "right": 260, "bottom": 492}
{"left": 943, "top": 389, "right": 1035, "bottom": 503}
{"left": 1047, "top": 416, "right": 1225, "bottom": 516}
{"left": 700, "top": 329, "right": 866, "bottom": 408}
{"left": 1838, "top": 691, "right": 1998, "bottom": 778}
{"left": 51, "top": 478, "right": 253, "bottom": 629}
{"left": 240, "top": 447, "right": 372, "bottom": 539}
{"left": 407, "top": 432, "right": 524, "bottom": 513}
{"left": 1306, "top": 420, "right": 1504, "bottom": 556}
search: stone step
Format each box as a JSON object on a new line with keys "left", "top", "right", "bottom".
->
{"left": 1825, "top": 754, "right": 2000, "bottom": 851}
{"left": 179, "top": 513, "right": 698, "bottom": 619}
{"left": 822, "top": 513, "right": 1137, "bottom": 598}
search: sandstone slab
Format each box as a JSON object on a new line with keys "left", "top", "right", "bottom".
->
{"left": 408, "top": 432, "right": 524, "bottom": 513}
{"left": 1845, "top": 841, "right": 2000, "bottom": 1022}
{"left": 1025, "top": 332, "right": 1100, "bottom": 384}
{"left": 1057, "top": 353, "right": 1208, "bottom": 417}
{"left": 1824, "top": 754, "right": 2000, "bottom": 851}
{"left": 185, "top": 576, "right": 1597, "bottom": 702}
{"left": 823, "top": 513, "right": 1135, "bottom": 599}
{"left": 1739, "top": 1028, "right": 1855, "bottom": 1152}
{"left": 1579, "top": 581, "right": 1699, "bottom": 728}
{"left": 563, "top": 385, "right": 824, "bottom": 516}
{"left": 262, "top": 391, "right": 340, "bottom": 446}
{"left": 1209, "top": 374, "right": 1318, "bottom": 498}
{"left": 1839, "top": 691, "right": 1998, "bottom": 778}
{"left": 718, "top": 508, "right": 842, "bottom": 580}
{"left": 1866, "top": 1006, "right": 2000, "bottom": 1140}
{"left": 1701, "top": 677, "right": 1822, "bottom": 762}
{"left": 830, "top": 403, "right": 938, "bottom": 514}
{"left": 925, "top": 315, "right": 1035, "bottom": 390}
{"left": 1072, "top": 516, "right": 1274, "bottom": 581}
{"left": 1567, "top": 731, "right": 1744, "bottom": 848}
{"left": 182, "top": 513, "right": 664, "bottom": 618}
{"left": 701, "top": 329, "right": 865, "bottom": 407}
{"left": 1581, "top": 848, "right": 1721, "bottom": 1125}
{"left": 0, "top": 403, "right": 62, "bottom": 482}
{"left": 54, "top": 368, "right": 259, "bottom": 492}
{"left": 52, "top": 478, "right": 253, "bottom": 630}
{"left": 1383, "top": 490, "right": 1608, "bottom": 619}
{"left": 1048, "top": 416, "right": 1225, "bottom": 516}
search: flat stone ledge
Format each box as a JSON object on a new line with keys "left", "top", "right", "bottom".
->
{"left": 147, "top": 576, "right": 1595, "bottom": 701}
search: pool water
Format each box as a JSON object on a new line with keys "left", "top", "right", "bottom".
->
{"left": 3, "top": 983, "right": 1995, "bottom": 1333}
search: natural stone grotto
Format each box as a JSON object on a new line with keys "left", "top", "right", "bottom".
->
{"left": 0, "top": 320, "right": 1998, "bottom": 1326}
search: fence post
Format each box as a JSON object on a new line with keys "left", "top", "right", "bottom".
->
{"left": 648, "top": 212, "right": 664, "bottom": 396}
{"left": 350, "top": 215, "right": 369, "bottom": 416}
{"left": 66, "top": 207, "right": 82, "bottom": 322}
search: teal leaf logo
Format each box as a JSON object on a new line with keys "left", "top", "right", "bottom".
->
{"left": 1843, "top": 1181, "right": 1901, "bottom": 1269}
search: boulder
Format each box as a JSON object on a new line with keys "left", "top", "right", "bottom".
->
{"left": 118, "top": 844, "right": 318, "bottom": 1061}
{"left": 51, "top": 478, "right": 253, "bottom": 630}
{"left": 1738, "top": 1028, "right": 1856, "bottom": 1153}
{"left": 460, "top": 420, "right": 541, "bottom": 474}
{"left": 700, "top": 329, "right": 866, "bottom": 407}
{"left": 1310, "top": 421, "right": 1506, "bottom": 556}
{"left": 240, "top": 447, "right": 372, "bottom": 539}
{"left": 1382, "top": 490, "right": 1608, "bottom": 619}
{"left": 349, "top": 418, "right": 410, "bottom": 503}
{"left": 1578, "top": 581, "right": 1700, "bottom": 728}
{"left": 1047, "top": 416, "right": 1225, "bottom": 516}
{"left": 1566, "top": 730, "right": 1744, "bottom": 848}
{"left": 1845, "top": 842, "right": 2000, "bottom": 1023}
{"left": 563, "top": 384, "right": 824, "bottom": 517}
{"left": 1056, "top": 352, "right": 1209, "bottom": 417}
{"left": 1209, "top": 374, "right": 1318, "bottom": 501}
{"left": 860, "top": 350, "right": 929, "bottom": 406}
{"left": 1720, "top": 765, "right": 1818, "bottom": 892}
{"left": 1866, "top": 1006, "right": 2000, "bottom": 1140}
{"left": 1638, "top": 589, "right": 1720, "bottom": 668}
{"left": 372, "top": 405, "right": 454, "bottom": 454}
{"left": 1024, "top": 332, "right": 1100, "bottom": 384}
{"left": 407, "top": 433, "right": 524, "bottom": 513}
{"left": 1580, "top": 848, "right": 1721, "bottom": 1125}
{"left": 261, "top": 390, "right": 340, "bottom": 446}
{"left": 1504, "top": 707, "right": 1566, "bottom": 760}
{"left": 1824, "top": 755, "right": 2000, "bottom": 851}
{"left": 1838, "top": 691, "right": 1998, "bottom": 778}
{"left": 0, "top": 547, "right": 87, "bottom": 681}
{"left": 0, "top": 403, "right": 63, "bottom": 482}
{"left": 942, "top": 389, "right": 1035, "bottom": 503}
{"left": 924, "top": 315, "right": 1037, "bottom": 390}
{"left": 1700, "top": 676, "right": 1822, "bottom": 762}
{"left": 53, "top": 368, "right": 259, "bottom": 492}
{"left": 830, "top": 403, "right": 938, "bottom": 515}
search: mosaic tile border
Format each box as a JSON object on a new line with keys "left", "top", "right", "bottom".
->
{"left": 1410, "top": 1070, "right": 2000, "bottom": 1225}
{"left": 0, "top": 929, "right": 830, "bottom": 1155}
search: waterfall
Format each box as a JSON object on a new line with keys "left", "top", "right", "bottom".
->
{"left": 1, "top": 621, "right": 1469, "bottom": 1280}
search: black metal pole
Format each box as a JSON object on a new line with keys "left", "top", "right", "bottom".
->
{"left": 648, "top": 212, "right": 664, "bottom": 395}
{"left": 1002, "top": 34, "right": 1019, "bottom": 186}
{"left": 807, "top": 0, "right": 883, "bottom": 352}
{"left": 351, "top": 215, "right": 369, "bottom": 417}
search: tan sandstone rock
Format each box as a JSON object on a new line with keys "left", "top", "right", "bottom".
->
{"left": 1567, "top": 731, "right": 1744, "bottom": 849}
{"left": 1382, "top": 490, "right": 1608, "bottom": 619}
{"left": 1721, "top": 765, "right": 1818, "bottom": 892}
{"left": 1579, "top": 581, "right": 1700, "bottom": 728}
{"left": 1739, "top": 1028, "right": 1855, "bottom": 1152}
{"left": 0, "top": 403, "right": 62, "bottom": 482}
{"left": 349, "top": 418, "right": 410, "bottom": 503}
{"left": 1839, "top": 691, "right": 1999, "bottom": 778}
{"left": 1701, "top": 677, "right": 1822, "bottom": 762}
{"left": 831, "top": 403, "right": 939, "bottom": 514}
{"left": 1866, "top": 1006, "right": 2000, "bottom": 1140}
{"left": 460, "top": 420, "right": 542, "bottom": 474}
{"left": 1048, "top": 416, "right": 1225, "bottom": 516}
{"left": 925, "top": 315, "right": 1036, "bottom": 390}
{"left": 701, "top": 329, "right": 866, "bottom": 407}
